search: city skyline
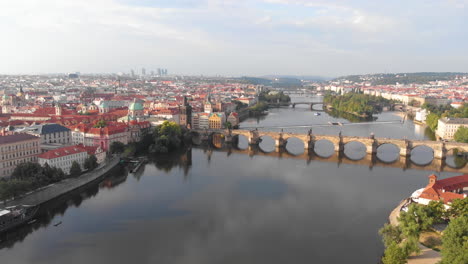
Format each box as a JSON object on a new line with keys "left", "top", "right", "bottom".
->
{"left": 1, "top": 0, "right": 467, "bottom": 76}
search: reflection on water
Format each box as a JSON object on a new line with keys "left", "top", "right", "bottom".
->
{"left": 1, "top": 95, "right": 466, "bottom": 264}
{"left": 0, "top": 147, "right": 466, "bottom": 264}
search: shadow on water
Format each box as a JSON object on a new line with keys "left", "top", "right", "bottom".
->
{"left": 0, "top": 165, "right": 128, "bottom": 249}
{"left": 1, "top": 143, "right": 466, "bottom": 251}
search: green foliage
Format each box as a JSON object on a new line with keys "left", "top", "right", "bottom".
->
{"left": 454, "top": 126, "right": 468, "bottom": 143}
{"left": 0, "top": 162, "right": 66, "bottom": 200}
{"left": 425, "top": 113, "right": 440, "bottom": 131}
{"left": 224, "top": 121, "right": 232, "bottom": 129}
{"left": 69, "top": 161, "right": 82, "bottom": 177}
{"left": 448, "top": 198, "right": 468, "bottom": 218}
{"left": 123, "top": 144, "right": 136, "bottom": 157}
{"left": 249, "top": 102, "right": 269, "bottom": 112}
{"left": 398, "top": 204, "right": 436, "bottom": 238}
{"left": 440, "top": 216, "right": 468, "bottom": 264}
{"left": 323, "top": 92, "right": 392, "bottom": 116}
{"left": 401, "top": 236, "right": 421, "bottom": 256}
{"left": 427, "top": 200, "right": 447, "bottom": 222}
{"left": 84, "top": 155, "right": 98, "bottom": 171}
{"left": 110, "top": 141, "right": 125, "bottom": 154}
{"left": 150, "top": 121, "right": 183, "bottom": 154}
{"left": 382, "top": 241, "right": 408, "bottom": 264}
{"left": 379, "top": 224, "right": 403, "bottom": 247}
{"left": 93, "top": 119, "right": 107, "bottom": 128}
{"left": 258, "top": 91, "right": 291, "bottom": 103}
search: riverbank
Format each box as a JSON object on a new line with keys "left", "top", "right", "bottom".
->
{"left": 387, "top": 199, "right": 441, "bottom": 264}
{"left": 2, "top": 156, "right": 120, "bottom": 207}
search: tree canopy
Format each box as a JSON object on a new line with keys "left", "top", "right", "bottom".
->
{"left": 150, "top": 121, "right": 183, "bottom": 154}
{"left": 110, "top": 141, "right": 125, "bottom": 154}
{"left": 454, "top": 126, "right": 468, "bottom": 143}
{"left": 440, "top": 215, "right": 468, "bottom": 264}
{"left": 69, "top": 161, "right": 82, "bottom": 177}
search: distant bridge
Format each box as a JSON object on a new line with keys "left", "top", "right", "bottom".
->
{"left": 190, "top": 129, "right": 468, "bottom": 160}
{"left": 267, "top": 101, "right": 324, "bottom": 110}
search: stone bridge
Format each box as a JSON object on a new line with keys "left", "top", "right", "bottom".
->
{"left": 190, "top": 129, "right": 468, "bottom": 160}
{"left": 197, "top": 145, "right": 468, "bottom": 174}
{"left": 291, "top": 102, "right": 324, "bottom": 110}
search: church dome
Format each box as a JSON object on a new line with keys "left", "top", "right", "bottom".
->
{"left": 129, "top": 99, "right": 144, "bottom": 111}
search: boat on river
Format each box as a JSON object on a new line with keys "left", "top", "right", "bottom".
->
{"left": 0, "top": 205, "right": 39, "bottom": 233}
{"left": 314, "top": 112, "right": 321, "bottom": 116}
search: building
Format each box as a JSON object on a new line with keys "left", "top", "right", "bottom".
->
{"left": 78, "top": 145, "right": 106, "bottom": 164}
{"left": 436, "top": 117, "right": 468, "bottom": 140}
{"left": 414, "top": 109, "right": 428, "bottom": 123}
{"left": 209, "top": 112, "right": 226, "bottom": 129}
{"left": 198, "top": 113, "right": 210, "bottom": 129}
{"left": 38, "top": 145, "right": 88, "bottom": 174}
{"left": 411, "top": 174, "right": 468, "bottom": 207}
{"left": 227, "top": 112, "right": 239, "bottom": 127}
{"left": 179, "top": 97, "right": 192, "bottom": 127}
{"left": 0, "top": 134, "right": 41, "bottom": 177}
{"left": 19, "top": 123, "right": 71, "bottom": 145}
{"left": 70, "top": 123, "right": 129, "bottom": 151}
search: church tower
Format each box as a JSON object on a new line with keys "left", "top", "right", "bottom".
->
{"left": 55, "top": 103, "right": 62, "bottom": 116}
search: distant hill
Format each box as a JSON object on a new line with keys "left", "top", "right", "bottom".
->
{"left": 333, "top": 72, "right": 467, "bottom": 85}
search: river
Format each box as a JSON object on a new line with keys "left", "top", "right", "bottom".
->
{"left": 0, "top": 96, "right": 465, "bottom": 264}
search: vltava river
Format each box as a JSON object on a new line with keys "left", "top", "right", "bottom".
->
{"left": 0, "top": 96, "right": 465, "bottom": 264}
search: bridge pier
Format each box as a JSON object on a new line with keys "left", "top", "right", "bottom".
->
{"left": 366, "top": 139, "right": 378, "bottom": 155}
{"left": 433, "top": 142, "right": 446, "bottom": 160}
{"left": 275, "top": 134, "right": 287, "bottom": 152}
{"left": 248, "top": 130, "right": 260, "bottom": 145}
{"left": 304, "top": 137, "right": 314, "bottom": 150}
{"left": 400, "top": 140, "right": 411, "bottom": 157}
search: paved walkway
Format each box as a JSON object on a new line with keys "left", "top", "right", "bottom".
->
{"left": 407, "top": 244, "right": 441, "bottom": 264}
{"left": 3, "top": 157, "right": 120, "bottom": 207}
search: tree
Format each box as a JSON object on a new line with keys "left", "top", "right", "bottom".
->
{"left": 69, "top": 161, "right": 82, "bottom": 177}
{"left": 110, "top": 141, "right": 125, "bottom": 154}
{"left": 224, "top": 121, "right": 232, "bottom": 129}
{"left": 379, "top": 224, "right": 403, "bottom": 247}
{"left": 440, "top": 216, "right": 468, "bottom": 264}
{"left": 150, "top": 121, "right": 183, "bottom": 154}
{"left": 454, "top": 126, "right": 468, "bottom": 143}
{"left": 448, "top": 197, "right": 468, "bottom": 218}
{"left": 425, "top": 113, "right": 440, "bottom": 131}
{"left": 93, "top": 120, "right": 107, "bottom": 128}
{"left": 398, "top": 203, "right": 434, "bottom": 238}
{"left": 427, "top": 200, "right": 446, "bottom": 222}
{"left": 382, "top": 241, "right": 407, "bottom": 264}
{"left": 84, "top": 155, "right": 98, "bottom": 171}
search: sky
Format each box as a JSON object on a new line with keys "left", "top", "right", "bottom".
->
{"left": 0, "top": 0, "right": 467, "bottom": 77}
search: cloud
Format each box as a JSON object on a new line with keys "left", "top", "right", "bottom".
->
{"left": 0, "top": 0, "right": 466, "bottom": 76}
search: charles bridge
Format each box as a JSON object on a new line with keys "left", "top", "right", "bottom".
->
{"left": 190, "top": 129, "right": 468, "bottom": 160}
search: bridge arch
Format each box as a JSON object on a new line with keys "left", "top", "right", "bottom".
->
{"left": 189, "top": 131, "right": 202, "bottom": 145}
{"left": 343, "top": 141, "right": 367, "bottom": 160}
{"left": 313, "top": 139, "right": 335, "bottom": 158}
{"left": 410, "top": 145, "right": 434, "bottom": 166}
{"left": 283, "top": 137, "right": 305, "bottom": 155}
{"left": 231, "top": 134, "right": 249, "bottom": 150}
{"left": 258, "top": 135, "right": 275, "bottom": 153}
{"left": 376, "top": 143, "right": 400, "bottom": 163}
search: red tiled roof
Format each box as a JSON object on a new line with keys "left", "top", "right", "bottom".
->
{"left": 38, "top": 145, "right": 87, "bottom": 159}
{"left": 419, "top": 174, "right": 468, "bottom": 204}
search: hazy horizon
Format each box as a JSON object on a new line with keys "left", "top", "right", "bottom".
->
{"left": 1, "top": 0, "right": 467, "bottom": 76}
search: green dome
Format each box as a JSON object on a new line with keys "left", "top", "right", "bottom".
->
{"left": 129, "top": 100, "right": 144, "bottom": 111}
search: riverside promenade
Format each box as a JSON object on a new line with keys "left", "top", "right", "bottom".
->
{"left": 3, "top": 156, "right": 120, "bottom": 207}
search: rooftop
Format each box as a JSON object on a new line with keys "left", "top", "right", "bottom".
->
{"left": 38, "top": 145, "right": 87, "bottom": 159}
{"left": 0, "top": 133, "right": 39, "bottom": 145}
